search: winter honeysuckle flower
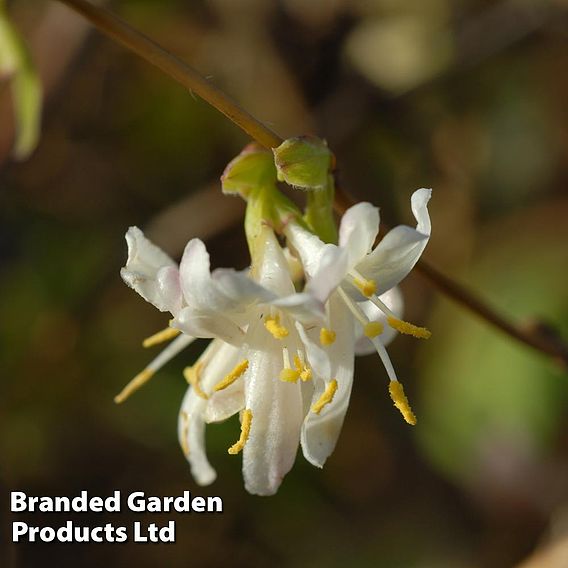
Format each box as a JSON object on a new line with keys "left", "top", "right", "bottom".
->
{"left": 118, "top": 222, "right": 333, "bottom": 494}
{"left": 283, "top": 188, "right": 432, "bottom": 465}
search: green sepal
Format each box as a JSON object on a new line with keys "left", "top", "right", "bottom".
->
{"left": 304, "top": 174, "right": 338, "bottom": 244}
{"left": 221, "top": 143, "right": 277, "bottom": 198}
{"left": 273, "top": 135, "right": 333, "bottom": 191}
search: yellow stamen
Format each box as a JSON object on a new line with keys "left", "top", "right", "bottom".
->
{"left": 280, "top": 368, "right": 301, "bottom": 382}
{"left": 142, "top": 326, "right": 180, "bottom": 348}
{"left": 389, "top": 380, "right": 417, "bottom": 425}
{"left": 387, "top": 317, "right": 431, "bottom": 339}
{"left": 364, "top": 321, "right": 384, "bottom": 338}
{"left": 228, "top": 409, "right": 253, "bottom": 455}
{"left": 183, "top": 362, "right": 209, "bottom": 400}
{"left": 114, "top": 368, "right": 155, "bottom": 404}
{"left": 312, "top": 379, "right": 338, "bottom": 414}
{"left": 214, "top": 360, "right": 249, "bottom": 392}
{"left": 320, "top": 328, "right": 336, "bottom": 346}
{"left": 264, "top": 315, "right": 289, "bottom": 339}
{"left": 300, "top": 367, "right": 312, "bottom": 382}
{"left": 293, "top": 355, "right": 312, "bottom": 381}
{"left": 354, "top": 278, "right": 377, "bottom": 298}
{"left": 180, "top": 411, "right": 190, "bottom": 456}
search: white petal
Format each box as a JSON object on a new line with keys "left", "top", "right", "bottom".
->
{"left": 178, "top": 387, "right": 216, "bottom": 486}
{"left": 339, "top": 202, "right": 380, "bottom": 269}
{"left": 174, "top": 307, "right": 244, "bottom": 346}
{"left": 284, "top": 222, "right": 327, "bottom": 278}
{"left": 356, "top": 188, "right": 431, "bottom": 295}
{"left": 306, "top": 245, "right": 349, "bottom": 304}
{"left": 354, "top": 286, "right": 404, "bottom": 355}
{"left": 179, "top": 238, "right": 218, "bottom": 309}
{"left": 254, "top": 226, "right": 296, "bottom": 297}
{"left": 121, "top": 227, "right": 181, "bottom": 312}
{"left": 270, "top": 292, "right": 326, "bottom": 326}
{"left": 205, "top": 381, "right": 245, "bottom": 423}
{"left": 242, "top": 319, "right": 303, "bottom": 496}
{"left": 212, "top": 268, "right": 276, "bottom": 306}
{"left": 301, "top": 294, "right": 356, "bottom": 468}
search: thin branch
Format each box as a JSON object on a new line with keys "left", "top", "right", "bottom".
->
{"left": 55, "top": 0, "right": 282, "bottom": 149}
{"left": 55, "top": 0, "right": 568, "bottom": 368}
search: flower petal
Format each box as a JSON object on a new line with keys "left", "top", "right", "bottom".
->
{"left": 270, "top": 292, "right": 326, "bottom": 326}
{"left": 306, "top": 244, "right": 349, "bottom": 304}
{"left": 355, "top": 188, "right": 431, "bottom": 295}
{"left": 121, "top": 227, "right": 181, "bottom": 312}
{"left": 354, "top": 286, "right": 404, "bottom": 355}
{"left": 212, "top": 268, "right": 276, "bottom": 306}
{"left": 284, "top": 222, "right": 327, "bottom": 278}
{"left": 242, "top": 319, "right": 303, "bottom": 496}
{"left": 301, "top": 294, "right": 356, "bottom": 467}
{"left": 174, "top": 307, "right": 244, "bottom": 346}
{"left": 339, "top": 202, "right": 380, "bottom": 269}
{"left": 178, "top": 387, "right": 216, "bottom": 486}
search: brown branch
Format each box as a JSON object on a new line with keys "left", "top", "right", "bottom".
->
{"left": 55, "top": 0, "right": 568, "bottom": 368}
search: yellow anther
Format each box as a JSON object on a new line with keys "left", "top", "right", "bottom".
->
{"left": 228, "top": 409, "right": 253, "bottom": 455}
{"left": 180, "top": 411, "right": 190, "bottom": 456}
{"left": 280, "top": 368, "right": 301, "bottom": 383}
{"left": 387, "top": 317, "right": 431, "bottom": 339}
{"left": 293, "top": 355, "right": 312, "bottom": 381}
{"left": 183, "top": 362, "right": 209, "bottom": 400}
{"left": 264, "top": 316, "right": 289, "bottom": 339}
{"left": 388, "top": 380, "right": 417, "bottom": 425}
{"left": 364, "top": 321, "right": 384, "bottom": 338}
{"left": 142, "top": 326, "right": 180, "bottom": 348}
{"left": 354, "top": 278, "right": 377, "bottom": 298}
{"left": 114, "top": 368, "right": 155, "bottom": 404}
{"left": 214, "top": 360, "right": 249, "bottom": 392}
{"left": 312, "top": 379, "right": 338, "bottom": 414}
{"left": 320, "top": 328, "right": 337, "bottom": 346}
{"left": 300, "top": 367, "right": 313, "bottom": 382}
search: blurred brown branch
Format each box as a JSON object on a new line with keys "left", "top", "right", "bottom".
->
{"left": 55, "top": 0, "right": 568, "bottom": 369}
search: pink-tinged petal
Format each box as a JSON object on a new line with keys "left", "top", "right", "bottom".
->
{"left": 301, "top": 294, "right": 356, "bottom": 468}
{"left": 356, "top": 188, "right": 432, "bottom": 295}
{"left": 242, "top": 319, "right": 303, "bottom": 496}
{"left": 121, "top": 227, "right": 179, "bottom": 312}
{"left": 339, "top": 202, "right": 380, "bottom": 269}
{"left": 354, "top": 286, "right": 404, "bottom": 355}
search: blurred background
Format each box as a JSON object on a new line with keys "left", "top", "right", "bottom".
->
{"left": 1, "top": 0, "right": 568, "bottom": 566}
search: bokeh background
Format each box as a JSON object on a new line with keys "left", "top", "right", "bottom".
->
{"left": 2, "top": 0, "right": 568, "bottom": 566}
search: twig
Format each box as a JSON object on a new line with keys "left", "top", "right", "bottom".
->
{"left": 55, "top": 0, "right": 568, "bottom": 368}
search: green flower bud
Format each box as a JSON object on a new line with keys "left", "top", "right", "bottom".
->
{"left": 273, "top": 136, "right": 333, "bottom": 191}
{"left": 221, "top": 143, "right": 277, "bottom": 198}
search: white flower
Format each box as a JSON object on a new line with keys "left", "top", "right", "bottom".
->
{"left": 284, "top": 188, "right": 432, "bottom": 466}
{"left": 118, "top": 225, "right": 328, "bottom": 495}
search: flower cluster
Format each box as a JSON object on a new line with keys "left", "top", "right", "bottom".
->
{"left": 118, "top": 141, "right": 432, "bottom": 495}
